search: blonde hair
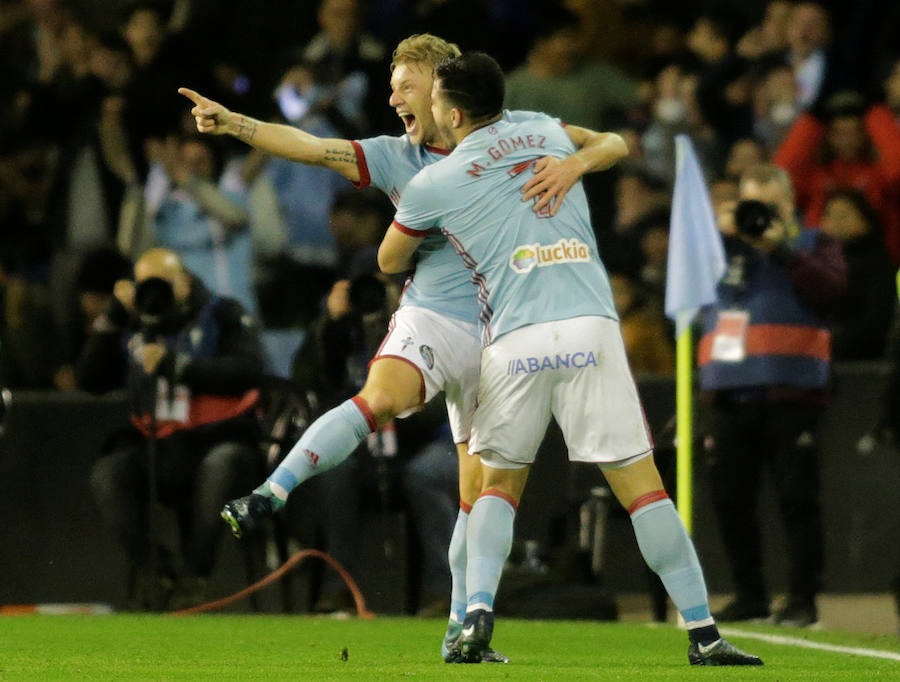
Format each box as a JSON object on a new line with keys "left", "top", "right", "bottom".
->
{"left": 390, "top": 33, "right": 461, "bottom": 72}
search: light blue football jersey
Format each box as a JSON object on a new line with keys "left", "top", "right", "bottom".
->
{"left": 392, "top": 116, "right": 618, "bottom": 346}
{"left": 354, "top": 110, "right": 550, "bottom": 324}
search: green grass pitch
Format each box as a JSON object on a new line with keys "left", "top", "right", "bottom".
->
{"left": 2, "top": 614, "right": 899, "bottom": 680}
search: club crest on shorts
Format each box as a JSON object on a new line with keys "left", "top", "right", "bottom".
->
{"left": 419, "top": 344, "right": 435, "bottom": 370}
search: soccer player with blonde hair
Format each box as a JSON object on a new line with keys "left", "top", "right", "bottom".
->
{"left": 181, "top": 34, "right": 621, "bottom": 661}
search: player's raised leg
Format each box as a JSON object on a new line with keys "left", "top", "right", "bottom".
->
{"left": 221, "top": 358, "right": 421, "bottom": 537}
{"left": 603, "top": 456, "right": 763, "bottom": 666}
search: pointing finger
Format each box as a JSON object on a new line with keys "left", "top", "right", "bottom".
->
{"left": 177, "top": 87, "right": 205, "bottom": 105}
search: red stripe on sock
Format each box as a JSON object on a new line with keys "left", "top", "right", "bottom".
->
{"left": 481, "top": 488, "right": 519, "bottom": 512}
{"left": 628, "top": 490, "right": 670, "bottom": 515}
{"left": 350, "top": 396, "right": 377, "bottom": 433}
{"left": 459, "top": 500, "right": 473, "bottom": 514}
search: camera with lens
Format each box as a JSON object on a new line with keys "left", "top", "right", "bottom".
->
{"left": 134, "top": 277, "right": 177, "bottom": 328}
{"left": 734, "top": 199, "right": 778, "bottom": 238}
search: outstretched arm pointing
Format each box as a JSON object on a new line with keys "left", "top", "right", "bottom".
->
{"left": 177, "top": 87, "right": 360, "bottom": 183}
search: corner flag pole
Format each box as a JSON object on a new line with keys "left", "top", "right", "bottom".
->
{"left": 675, "top": 312, "right": 694, "bottom": 534}
{"left": 665, "top": 135, "right": 726, "bottom": 535}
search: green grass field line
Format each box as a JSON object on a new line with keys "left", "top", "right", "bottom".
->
{"left": 1, "top": 615, "right": 899, "bottom": 680}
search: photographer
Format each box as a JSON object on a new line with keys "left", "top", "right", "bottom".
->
{"left": 699, "top": 164, "right": 846, "bottom": 627}
{"left": 77, "top": 247, "right": 265, "bottom": 610}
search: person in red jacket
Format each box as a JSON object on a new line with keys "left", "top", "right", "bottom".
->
{"left": 774, "top": 90, "right": 900, "bottom": 264}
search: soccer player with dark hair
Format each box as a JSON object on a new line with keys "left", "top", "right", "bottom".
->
{"left": 180, "top": 35, "right": 619, "bottom": 662}
{"left": 378, "top": 51, "right": 763, "bottom": 666}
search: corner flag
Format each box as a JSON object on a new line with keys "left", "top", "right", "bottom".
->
{"left": 664, "top": 135, "right": 726, "bottom": 533}
{"left": 665, "top": 135, "right": 726, "bottom": 335}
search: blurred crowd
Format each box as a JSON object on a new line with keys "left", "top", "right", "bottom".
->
{"left": 2, "top": 0, "right": 900, "bottom": 387}
{"left": 3, "top": 0, "right": 900, "bottom": 619}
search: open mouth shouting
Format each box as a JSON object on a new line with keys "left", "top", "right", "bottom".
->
{"left": 399, "top": 112, "right": 418, "bottom": 136}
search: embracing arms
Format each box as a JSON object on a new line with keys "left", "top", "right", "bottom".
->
{"left": 522, "top": 125, "right": 628, "bottom": 216}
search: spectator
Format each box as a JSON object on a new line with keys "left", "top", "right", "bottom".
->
{"left": 610, "top": 270, "right": 674, "bottom": 375}
{"left": 819, "top": 190, "right": 895, "bottom": 360}
{"left": 600, "top": 168, "right": 670, "bottom": 282}
{"left": 690, "top": 11, "right": 757, "bottom": 150}
{"left": 248, "top": 62, "right": 360, "bottom": 332}
{"left": 642, "top": 61, "right": 720, "bottom": 183}
{"left": 119, "top": 2, "right": 203, "bottom": 147}
{"left": 0, "top": 133, "right": 59, "bottom": 282}
{"left": 623, "top": 14, "right": 689, "bottom": 85}
{"left": 127, "top": 134, "right": 259, "bottom": 316}
{"left": 79, "top": 247, "right": 265, "bottom": 610}
{"left": 737, "top": 2, "right": 833, "bottom": 138}
{"left": 734, "top": 0, "right": 793, "bottom": 64}
{"left": 699, "top": 164, "right": 846, "bottom": 627}
{"left": 774, "top": 90, "right": 900, "bottom": 264}
{"left": 23, "top": 18, "right": 137, "bottom": 249}
{"left": 724, "top": 137, "right": 766, "bottom": 182}
{"left": 296, "top": 0, "right": 389, "bottom": 136}
{"left": 92, "top": 32, "right": 141, "bottom": 217}
{"left": 635, "top": 216, "right": 671, "bottom": 318}
{"left": 785, "top": 2, "right": 833, "bottom": 109}
{"left": 327, "top": 187, "right": 390, "bottom": 272}
{"left": 753, "top": 63, "right": 800, "bottom": 152}
{"left": 504, "top": 5, "right": 639, "bottom": 132}
{"left": 256, "top": 187, "right": 389, "bottom": 379}
{"left": 613, "top": 167, "right": 670, "bottom": 239}
{"left": 266, "top": 62, "right": 360, "bottom": 267}
{"left": 54, "top": 247, "right": 133, "bottom": 392}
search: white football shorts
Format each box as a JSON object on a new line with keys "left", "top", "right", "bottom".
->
{"left": 373, "top": 305, "right": 480, "bottom": 443}
{"left": 469, "top": 315, "right": 653, "bottom": 467}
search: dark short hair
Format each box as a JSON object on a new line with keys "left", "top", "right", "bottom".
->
{"left": 434, "top": 52, "right": 504, "bottom": 122}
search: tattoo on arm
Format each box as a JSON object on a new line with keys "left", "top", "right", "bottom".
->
{"left": 235, "top": 116, "right": 257, "bottom": 142}
{"left": 324, "top": 147, "right": 356, "bottom": 165}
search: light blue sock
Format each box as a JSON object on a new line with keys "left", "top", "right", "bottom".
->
{"left": 631, "top": 497, "right": 716, "bottom": 632}
{"left": 447, "top": 508, "right": 469, "bottom": 623}
{"left": 262, "top": 398, "right": 374, "bottom": 503}
{"left": 466, "top": 493, "right": 516, "bottom": 613}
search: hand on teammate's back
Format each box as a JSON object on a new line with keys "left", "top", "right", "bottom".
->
{"left": 521, "top": 156, "right": 581, "bottom": 216}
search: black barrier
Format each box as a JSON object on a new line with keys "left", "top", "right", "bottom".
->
{"left": 1, "top": 363, "right": 898, "bottom": 611}
{"left": 0, "top": 391, "right": 264, "bottom": 610}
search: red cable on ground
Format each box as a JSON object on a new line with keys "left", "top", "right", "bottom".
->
{"left": 171, "top": 549, "right": 375, "bottom": 618}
